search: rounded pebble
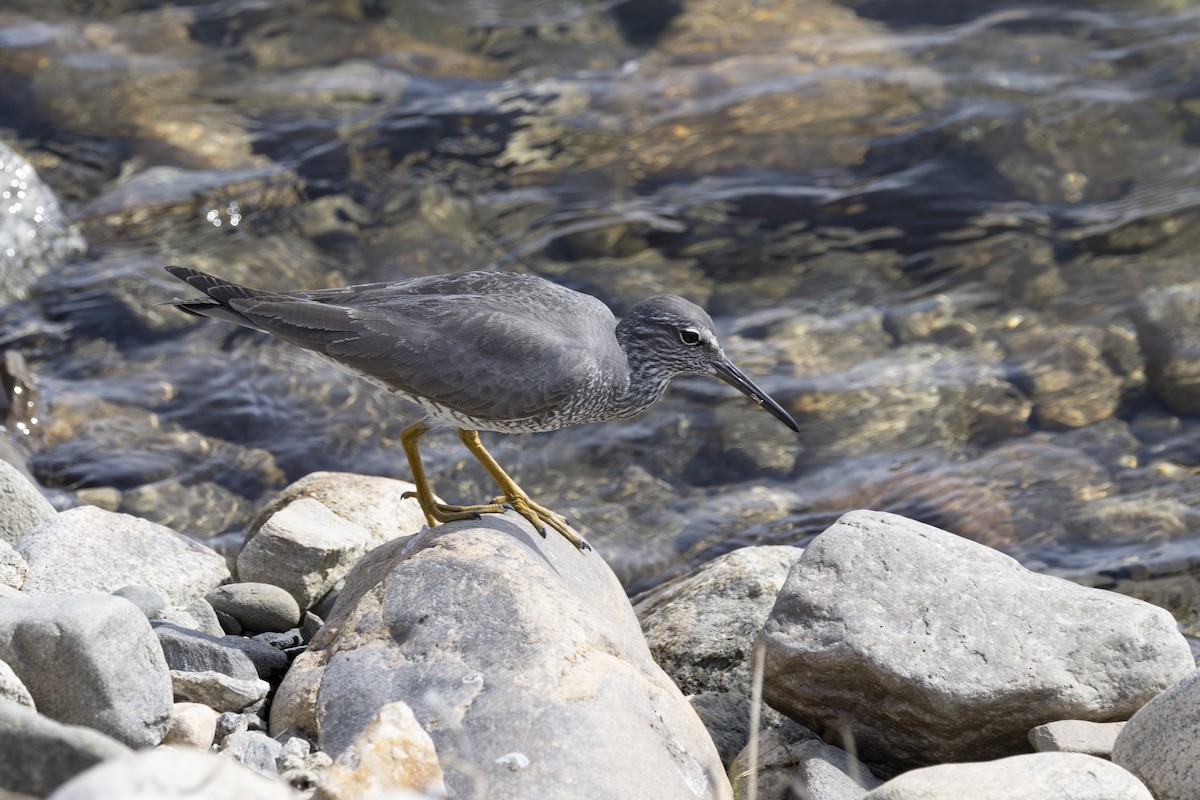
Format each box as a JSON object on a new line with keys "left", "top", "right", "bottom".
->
{"left": 206, "top": 583, "right": 301, "bottom": 633}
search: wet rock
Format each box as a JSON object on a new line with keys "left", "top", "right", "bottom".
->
{"left": 732, "top": 728, "right": 882, "bottom": 800}
{"left": 221, "top": 730, "right": 282, "bottom": 776}
{"left": 1002, "top": 325, "right": 1126, "bottom": 429}
{"left": 0, "top": 539, "right": 27, "bottom": 589}
{"left": 17, "top": 506, "right": 229, "bottom": 605}
{"left": 237, "top": 497, "right": 369, "bottom": 610}
{"left": 1029, "top": 720, "right": 1126, "bottom": 757}
{"left": 286, "top": 512, "right": 732, "bottom": 799}
{"left": 205, "top": 582, "right": 301, "bottom": 633}
{"left": 0, "top": 139, "right": 86, "bottom": 301}
{"left": 314, "top": 701, "right": 445, "bottom": 800}
{"left": 0, "top": 698, "right": 131, "bottom": 798}
{"left": 1112, "top": 668, "right": 1200, "bottom": 800}
{"left": 0, "top": 659, "right": 33, "bottom": 709}
{"left": 759, "top": 510, "right": 1194, "bottom": 772}
{"left": 861, "top": 753, "right": 1151, "bottom": 799}
{"left": 162, "top": 702, "right": 218, "bottom": 749}
{"left": 0, "top": 458, "right": 56, "bottom": 547}
{"left": 169, "top": 670, "right": 269, "bottom": 713}
{"left": 248, "top": 471, "right": 427, "bottom": 550}
{"left": 0, "top": 594, "right": 172, "bottom": 748}
{"left": 1132, "top": 282, "right": 1200, "bottom": 414}
{"left": 154, "top": 622, "right": 261, "bottom": 682}
{"left": 46, "top": 745, "right": 295, "bottom": 800}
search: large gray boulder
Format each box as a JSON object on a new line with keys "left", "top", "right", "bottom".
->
{"left": 0, "top": 698, "right": 131, "bottom": 797}
{"left": 861, "top": 753, "right": 1152, "bottom": 799}
{"left": 1112, "top": 668, "right": 1200, "bottom": 800}
{"left": 18, "top": 506, "right": 229, "bottom": 605}
{"left": 0, "top": 594, "right": 173, "bottom": 748}
{"left": 759, "top": 510, "right": 1193, "bottom": 771}
{"left": 275, "top": 512, "right": 732, "bottom": 799}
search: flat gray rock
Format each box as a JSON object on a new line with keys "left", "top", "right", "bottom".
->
{"left": 281, "top": 512, "right": 732, "bottom": 799}
{"left": 237, "top": 497, "right": 369, "bottom": 610}
{"left": 46, "top": 744, "right": 295, "bottom": 800}
{"left": 220, "top": 730, "right": 282, "bottom": 776}
{"left": 0, "top": 459, "right": 56, "bottom": 548}
{"left": 1030, "top": 719, "right": 1126, "bottom": 757}
{"left": 206, "top": 582, "right": 301, "bottom": 633}
{"left": 1113, "top": 668, "right": 1200, "bottom": 800}
{"left": 154, "top": 622, "right": 261, "bottom": 682}
{"left": 170, "top": 669, "right": 270, "bottom": 713}
{"left": 18, "top": 506, "right": 229, "bottom": 605}
{"left": 733, "top": 729, "right": 881, "bottom": 800}
{"left": 0, "top": 594, "right": 172, "bottom": 748}
{"left": 862, "top": 752, "right": 1152, "bottom": 799}
{"left": 0, "top": 698, "right": 131, "bottom": 797}
{"left": 759, "top": 510, "right": 1194, "bottom": 771}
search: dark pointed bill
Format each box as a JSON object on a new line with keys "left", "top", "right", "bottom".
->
{"left": 713, "top": 359, "right": 799, "bottom": 432}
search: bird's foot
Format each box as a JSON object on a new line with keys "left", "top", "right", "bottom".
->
{"left": 402, "top": 491, "right": 507, "bottom": 525}
{"left": 494, "top": 494, "right": 590, "bottom": 551}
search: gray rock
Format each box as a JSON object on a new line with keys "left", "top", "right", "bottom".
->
{"left": 287, "top": 512, "right": 732, "bottom": 799}
{"left": 206, "top": 582, "right": 301, "bottom": 633}
{"left": 1030, "top": 719, "right": 1126, "bottom": 757}
{"left": 0, "top": 698, "right": 130, "bottom": 797}
{"left": 861, "top": 753, "right": 1152, "bottom": 799}
{"left": 163, "top": 702, "right": 218, "bottom": 749}
{"left": 46, "top": 745, "right": 296, "bottom": 800}
{"left": 0, "top": 539, "right": 27, "bottom": 590}
{"left": 0, "top": 459, "right": 56, "bottom": 547}
{"left": 269, "top": 648, "right": 324, "bottom": 741}
{"left": 152, "top": 595, "right": 226, "bottom": 637}
{"left": 113, "top": 584, "right": 167, "bottom": 618}
{"left": 221, "top": 634, "right": 291, "bottom": 682}
{"left": 759, "top": 510, "right": 1194, "bottom": 772}
{"left": 1132, "top": 283, "right": 1200, "bottom": 414}
{"left": 154, "top": 622, "right": 261, "bottom": 682}
{"left": 170, "top": 669, "right": 270, "bottom": 713}
{"left": 0, "top": 659, "right": 33, "bottom": 710}
{"left": 732, "top": 729, "right": 881, "bottom": 800}
{"left": 1113, "top": 668, "right": 1200, "bottom": 800}
{"left": 0, "top": 594, "right": 172, "bottom": 748}
{"left": 18, "top": 506, "right": 229, "bottom": 605}
{"left": 0, "top": 140, "right": 86, "bottom": 302}
{"left": 237, "top": 497, "right": 370, "bottom": 610}
{"left": 248, "top": 471, "right": 426, "bottom": 550}
{"left": 221, "top": 730, "right": 282, "bottom": 776}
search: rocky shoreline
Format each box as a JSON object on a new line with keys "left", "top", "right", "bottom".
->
{"left": 0, "top": 460, "right": 1195, "bottom": 799}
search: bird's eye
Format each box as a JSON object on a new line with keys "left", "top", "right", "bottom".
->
{"left": 678, "top": 328, "right": 702, "bottom": 345}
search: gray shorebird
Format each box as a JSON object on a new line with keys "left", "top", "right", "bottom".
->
{"left": 165, "top": 267, "right": 799, "bottom": 551}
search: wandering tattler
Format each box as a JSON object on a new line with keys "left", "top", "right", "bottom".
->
{"left": 165, "top": 267, "right": 798, "bottom": 551}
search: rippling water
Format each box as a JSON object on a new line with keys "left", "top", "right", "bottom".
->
{"left": 2, "top": 0, "right": 1199, "bottom": 611}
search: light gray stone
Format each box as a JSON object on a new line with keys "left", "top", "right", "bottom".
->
{"left": 237, "top": 498, "right": 369, "bottom": 610}
{"left": 0, "top": 659, "right": 33, "bottom": 710}
{"left": 1030, "top": 719, "right": 1126, "bottom": 757}
{"left": 170, "top": 669, "right": 270, "bottom": 713}
{"left": 18, "top": 506, "right": 229, "bottom": 605}
{"left": 248, "top": 471, "right": 427, "bottom": 550}
{"left": 163, "top": 702, "right": 218, "bottom": 749}
{"left": 1113, "top": 668, "right": 1200, "bottom": 800}
{"left": 862, "top": 753, "right": 1152, "bottom": 799}
{"left": 760, "top": 511, "right": 1194, "bottom": 772}
{"left": 221, "top": 730, "right": 282, "bottom": 776}
{"left": 113, "top": 585, "right": 167, "bottom": 617}
{"left": 0, "top": 594, "right": 172, "bottom": 748}
{"left": 47, "top": 745, "right": 295, "bottom": 800}
{"left": 0, "top": 698, "right": 131, "bottom": 797}
{"left": 154, "top": 622, "right": 261, "bottom": 682}
{"left": 0, "top": 539, "right": 27, "bottom": 590}
{"left": 284, "top": 511, "right": 731, "bottom": 799}
{"left": 733, "top": 729, "right": 881, "bottom": 800}
{"left": 314, "top": 701, "right": 445, "bottom": 800}
{"left": 153, "top": 595, "right": 226, "bottom": 637}
{"left": 0, "top": 459, "right": 56, "bottom": 547}
{"left": 206, "top": 582, "right": 301, "bottom": 633}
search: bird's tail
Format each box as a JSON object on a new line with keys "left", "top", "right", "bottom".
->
{"left": 163, "top": 265, "right": 274, "bottom": 331}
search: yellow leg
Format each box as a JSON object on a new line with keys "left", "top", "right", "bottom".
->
{"left": 400, "top": 421, "right": 508, "bottom": 526}
{"left": 457, "top": 429, "right": 589, "bottom": 551}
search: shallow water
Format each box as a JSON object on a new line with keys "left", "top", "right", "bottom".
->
{"left": 1, "top": 0, "right": 1199, "bottom": 604}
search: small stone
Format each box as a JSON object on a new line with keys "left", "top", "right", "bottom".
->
{"left": 237, "top": 498, "right": 369, "bottom": 610}
{"left": 0, "top": 697, "right": 131, "bottom": 797}
{"left": 220, "top": 635, "right": 291, "bottom": 683}
{"left": 221, "top": 730, "right": 282, "bottom": 776}
{"left": 214, "top": 608, "right": 243, "bottom": 634}
{"left": 732, "top": 729, "right": 881, "bottom": 800}
{"left": 163, "top": 702, "right": 219, "bottom": 749}
{"left": 216, "top": 711, "right": 251, "bottom": 742}
{"left": 154, "top": 622, "right": 261, "bottom": 682}
{"left": 314, "top": 701, "right": 445, "bottom": 800}
{"left": 1029, "top": 720, "right": 1126, "bottom": 757}
{"left": 206, "top": 583, "right": 301, "bottom": 633}
{"left": 113, "top": 585, "right": 167, "bottom": 618}
{"left": 861, "top": 752, "right": 1151, "bottom": 799}
{"left": 0, "top": 594, "right": 172, "bottom": 748}
{"left": 170, "top": 670, "right": 269, "bottom": 713}
{"left": 0, "top": 459, "right": 56, "bottom": 547}
{"left": 46, "top": 745, "right": 295, "bottom": 800}
{"left": 300, "top": 610, "right": 324, "bottom": 642}
{"left": 0, "top": 659, "right": 34, "bottom": 709}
